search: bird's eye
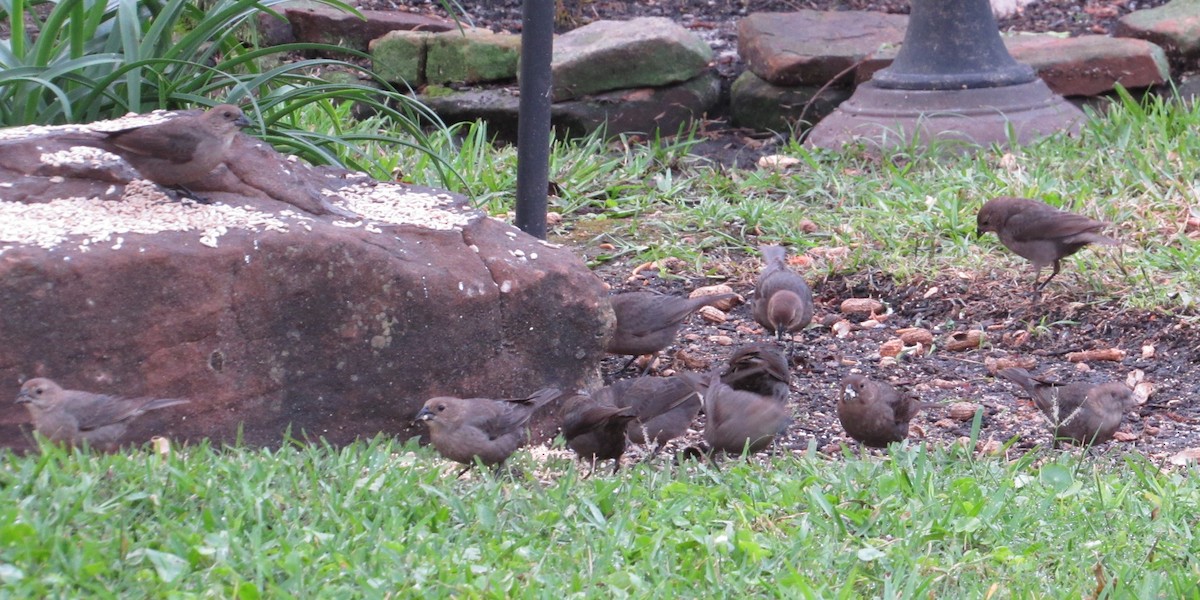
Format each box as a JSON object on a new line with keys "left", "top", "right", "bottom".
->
{"left": 436, "top": 404, "right": 446, "bottom": 412}
{"left": 34, "top": 387, "right": 44, "bottom": 396}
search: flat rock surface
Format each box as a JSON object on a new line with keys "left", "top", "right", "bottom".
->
{"left": 1116, "top": 0, "right": 1200, "bottom": 60}
{"left": 858, "top": 33, "right": 1171, "bottom": 96}
{"left": 551, "top": 17, "right": 713, "bottom": 101}
{"left": 739, "top": 10, "right": 908, "bottom": 87}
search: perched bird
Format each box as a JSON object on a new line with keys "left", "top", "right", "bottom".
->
{"left": 414, "top": 387, "right": 560, "bottom": 475}
{"left": 721, "top": 343, "right": 791, "bottom": 404}
{"left": 71, "top": 104, "right": 250, "bottom": 198}
{"left": 837, "top": 375, "right": 935, "bottom": 448}
{"left": 559, "top": 391, "right": 637, "bottom": 473}
{"left": 600, "top": 376, "right": 701, "bottom": 449}
{"left": 997, "top": 368, "right": 1135, "bottom": 447}
{"left": 606, "top": 291, "right": 736, "bottom": 372}
{"left": 752, "top": 245, "right": 814, "bottom": 349}
{"left": 976, "top": 196, "right": 1119, "bottom": 293}
{"left": 15, "top": 378, "right": 188, "bottom": 450}
{"left": 684, "top": 371, "right": 790, "bottom": 456}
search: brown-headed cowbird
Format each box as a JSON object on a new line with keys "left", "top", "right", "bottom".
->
{"left": 837, "top": 374, "right": 935, "bottom": 448}
{"left": 752, "top": 245, "right": 814, "bottom": 347}
{"left": 997, "top": 368, "right": 1135, "bottom": 447}
{"left": 414, "top": 387, "right": 560, "bottom": 474}
{"left": 15, "top": 378, "right": 188, "bottom": 450}
{"left": 560, "top": 391, "right": 637, "bottom": 473}
{"left": 600, "top": 376, "right": 701, "bottom": 449}
{"left": 72, "top": 104, "right": 250, "bottom": 198}
{"left": 976, "top": 196, "right": 1119, "bottom": 293}
{"left": 684, "top": 371, "right": 791, "bottom": 456}
{"left": 606, "top": 291, "right": 736, "bottom": 371}
{"left": 721, "top": 343, "right": 791, "bottom": 404}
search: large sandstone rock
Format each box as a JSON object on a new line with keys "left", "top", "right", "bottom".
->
{"left": 1116, "top": 0, "right": 1200, "bottom": 67}
{"left": 0, "top": 114, "right": 611, "bottom": 451}
{"left": 738, "top": 11, "right": 908, "bottom": 87}
{"left": 422, "top": 73, "right": 720, "bottom": 141}
{"left": 551, "top": 17, "right": 714, "bottom": 102}
{"left": 1006, "top": 35, "right": 1170, "bottom": 96}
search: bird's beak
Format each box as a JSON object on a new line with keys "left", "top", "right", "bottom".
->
{"left": 234, "top": 114, "right": 251, "bottom": 128}
{"left": 412, "top": 407, "right": 433, "bottom": 425}
{"left": 14, "top": 391, "right": 31, "bottom": 404}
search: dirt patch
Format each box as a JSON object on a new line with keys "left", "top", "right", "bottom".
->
{"left": 579, "top": 249, "right": 1199, "bottom": 463}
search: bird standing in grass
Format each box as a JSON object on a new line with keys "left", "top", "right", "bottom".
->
{"left": 684, "top": 371, "right": 790, "bottom": 457}
{"left": 599, "top": 376, "right": 701, "bottom": 451}
{"left": 414, "top": 387, "right": 561, "bottom": 475}
{"left": 752, "top": 245, "right": 813, "bottom": 352}
{"left": 15, "top": 378, "right": 188, "bottom": 450}
{"left": 976, "top": 196, "right": 1119, "bottom": 295}
{"left": 996, "top": 368, "right": 1135, "bottom": 447}
{"left": 560, "top": 391, "right": 637, "bottom": 473}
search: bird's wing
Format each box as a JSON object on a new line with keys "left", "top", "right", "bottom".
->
{"left": 1005, "top": 208, "right": 1106, "bottom": 242}
{"left": 475, "top": 400, "right": 537, "bottom": 439}
{"left": 562, "top": 403, "right": 634, "bottom": 439}
{"left": 61, "top": 394, "right": 144, "bottom": 431}
{"left": 107, "top": 126, "right": 203, "bottom": 163}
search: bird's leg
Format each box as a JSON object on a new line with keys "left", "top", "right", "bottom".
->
{"left": 1034, "top": 261, "right": 1063, "bottom": 292}
{"left": 610, "top": 458, "right": 621, "bottom": 475}
{"left": 636, "top": 353, "right": 658, "bottom": 376}
{"left": 455, "top": 464, "right": 474, "bottom": 479}
{"left": 617, "top": 355, "right": 639, "bottom": 373}
{"left": 170, "top": 184, "right": 213, "bottom": 205}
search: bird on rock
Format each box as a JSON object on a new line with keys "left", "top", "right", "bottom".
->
{"left": 976, "top": 196, "right": 1119, "bottom": 294}
{"left": 684, "top": 371, "right": 790, "bottom": 457}
{"left": 414, "top": 387, "right": 560, "bottom": 476}
{"left": 15, "top": 378, "right": 188, "bottom": 450}
{"left": 606, "top": 291, "right": 736, "bottom": 372}
{"left": 599, "top": 376, "right": 701, "bottom": 451}
{"left": 837, "top": 374, "right": 936, "bottom": 448}
{"left": 70, "top": 104, "right": 250, "bottom": 201}
{"left": 721, "top": 343, "right": 791, "bottom": 404}
{"left": 752, "top": 245, "right": 813, "bottom": 351}
{"left": 559, "top": 391, "right": 637, "bottom": 474}
{"left": 996, "top": 368, "right": 1136, "bottom": 447}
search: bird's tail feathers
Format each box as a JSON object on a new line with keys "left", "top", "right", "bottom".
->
{"left": 141, "top": 398, "right": 189, "bottom": 411}
{"left": 524, "top": 387, "right": 564, "bottom": 411}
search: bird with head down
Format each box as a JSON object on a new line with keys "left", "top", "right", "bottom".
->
{"left": 414, "top": 387, "right": 561, "bottom": 476}
{"left": 976, "top": 196, "right": 1119, "bottom": 295}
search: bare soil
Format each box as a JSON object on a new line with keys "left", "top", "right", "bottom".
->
{"left": 580, "top": 251, "right": 1199, "bottom": 464}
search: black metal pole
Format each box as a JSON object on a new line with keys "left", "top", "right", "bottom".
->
{"left": 515, "top": 0, "right": 554, "bottom": 239}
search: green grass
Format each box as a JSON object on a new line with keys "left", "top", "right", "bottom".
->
{"left": 395, "top": 89, "right": 1200, "bottom": 311}
{"left": 1, "top": 439, "right": 1196, "bottom": 597}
